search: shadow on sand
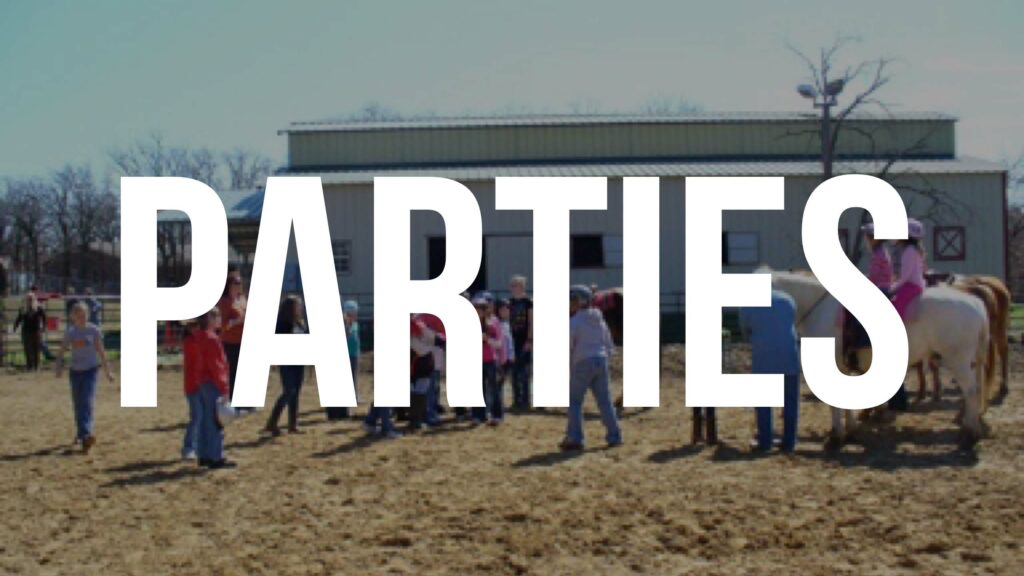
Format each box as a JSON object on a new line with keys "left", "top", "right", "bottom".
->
{"left": 101, "top": 465, "right": 208, "bottom": 488}
{"left": 0, "top": 444, "right": 72, "bottom": 463}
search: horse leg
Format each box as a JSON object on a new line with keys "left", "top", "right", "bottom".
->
{"left": 825, "top": 406, "right": 844, "bottom": 451}
{"left": 930, "top": 356, "right": 942, "bottom": 402}
{"left": 915, "top": 362, "right": 927, "bottom": 403}
{"left": 953, "top": 362, "right": 983, "bottom": 449}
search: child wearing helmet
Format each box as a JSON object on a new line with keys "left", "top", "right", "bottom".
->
{"left": 891, "top": 218, "right": 927, "bottom": 321}
{"left": 560, "top": 285, "right": 622, "bottom": 450}
{"left": 326, "top": 300, "right": 360, "bottom": 421}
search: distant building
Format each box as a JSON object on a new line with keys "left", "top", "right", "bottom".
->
{"left": 268, "top": 112, "right": 1006, "bottom": 324}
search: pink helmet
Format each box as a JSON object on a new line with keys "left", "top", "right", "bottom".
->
{"left": 907, "top": 218, "right": 925, "bottom": 240}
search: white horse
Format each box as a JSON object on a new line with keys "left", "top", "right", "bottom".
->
{"left": 768, "top": 269, "right": 990, "bottom": 449}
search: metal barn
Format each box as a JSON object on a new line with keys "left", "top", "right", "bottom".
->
{"left": 267, "top": 113, "right": 1007, "bottom": 324}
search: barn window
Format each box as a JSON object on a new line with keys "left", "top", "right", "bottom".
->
{"left": 933, "top": 226, "right": 965, "bottom": 261}
{"left": 603, "top": 236, "right": 624, "bottom": 267}
{"left": 333, "top": 239, "right": 353, "bottom": 275}
{"left": 571, "top": 235, "right": 604, "bottom": 268}
{"left": 722, "top": 232, "right": 759, "bottom": 266}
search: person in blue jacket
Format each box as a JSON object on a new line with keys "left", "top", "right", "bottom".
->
{"left": 739, "top": 289, "right": 801, "bottom": 453}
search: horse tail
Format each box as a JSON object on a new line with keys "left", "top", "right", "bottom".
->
{"left": 964, "top": 283, "right": 998, "bottom": 402}
{"left": 984, "top": 326, "right": 996, "bottom": 398}
{"left": 976, "top": 318, "right": 992, "bottom": 414}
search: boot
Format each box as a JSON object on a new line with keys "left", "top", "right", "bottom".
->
{"left": 691, "top": 408, "right": 704, "bottom": 445}
{"left": 706, "top": 411, "right": 718, "bottom": 446}
{"left": 408, "top": 394, "right": 427, "bottom": 432}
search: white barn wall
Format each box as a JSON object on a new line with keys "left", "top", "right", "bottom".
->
{"left": 305, "top": 171, "right": 1003, "bottom": 319}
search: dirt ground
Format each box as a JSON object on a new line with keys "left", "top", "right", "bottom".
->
{"left": 1, "top": 346, "right": 1021, "bottom": 576}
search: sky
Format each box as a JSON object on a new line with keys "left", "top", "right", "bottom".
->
{"left": 1, "top": 0, "right": 1022, "bottom": 189}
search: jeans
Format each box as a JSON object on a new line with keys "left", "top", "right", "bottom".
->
{"left": 223, "top": 342, "right": 241, "bottom": 401}
{"left": 182, "top": 392, "right": 200, "bottom": 457}
{"left": 69, "top": 367, "right": 98, "bottom": 441}
{"left": 512, "top": 349, "right": 532, "bottom": 409}
{"left": 484, "top": 362, "right": 503, "bottom": 421}
{"left": 197, "top": 382, "right": 224, "bottom": 461}
{"left": 269, "top": 366, "right": 304, "bottom": 429}
{"left": 566, "top": 357, "right": 621, "bottom": 446}
{"left": 472, "top": 362, "right": 497, "bottom": 422}
{"left": 364, "top": 406, "right": 395, "bottom": 433}
{"left": 326, "top": 356, "right": 357, "bottom": 420}
{"left": 426, "top": 370, "right": 442, "bottom": 425}
{"left": 22, "top": 332, "right": 41, "bottom": 370}
{"left": 755, "top": 373, "right": 800, "bottom": 451}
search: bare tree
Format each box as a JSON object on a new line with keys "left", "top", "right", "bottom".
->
{"left": 223, "top": 148, "right": 273, "bottom": 189}
{"left": 71, "top": 172, "right": 118, "bottom": 282}
{"left": 109, "top": 134, "right": 224, "bottom": 283}
{"left": 48, "top": 165, "right": 95, "bottom": 288}
{"left": 786, "top": 37, "right": 961, "bottom": 265}
{"left": 109, "top": 133, "right": 221, "bottom": 187}
{"left": 4, "top": 178, "right": 51, "bottom": 278}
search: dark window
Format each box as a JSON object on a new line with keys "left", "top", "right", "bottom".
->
{"left": 722, "top": 232, "right": 759, "bottom": 266}
{"left": 428, "top": 236, "right": 486, "bottom": 292}
{"left": 933, "top": 226, "right": 966, "bottom": 261}
{"left": 428, "top": 236, "right": 446, "bottom": 280}
{"left": 333, "top": 239, "right": 353, "bottom": 276}
{"left": 571, "top": 235, "right": 604, "bottom": 268}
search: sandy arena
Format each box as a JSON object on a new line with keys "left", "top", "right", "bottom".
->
{"left": 1, "top": 346, "right": 1021, "bottom": 575}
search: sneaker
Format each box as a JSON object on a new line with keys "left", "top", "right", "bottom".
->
{"left": 558, "top": 438, "right": 584, "bottom": 451}
{"left": 206, "top": 459, "right": 237, "bottom": 469}
{"left": 181, "top": 450, "right": 197, "bottom": 461}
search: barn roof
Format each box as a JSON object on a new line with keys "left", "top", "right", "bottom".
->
{"left": 280, "top": 112, "right": 956, "bottom": 134}
{"left": 284, "top": 156, "right": 1003, "bottom": 185}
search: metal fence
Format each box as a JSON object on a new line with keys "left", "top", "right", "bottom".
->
{"left": 0, "top": 288, "right": 710, "bottom": 368}
{"left": 1, "top": 294, "right": 121, "bottom": 369}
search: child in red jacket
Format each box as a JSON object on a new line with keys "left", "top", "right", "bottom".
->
{"left": 188, "top": 308, "right": 234, "bottom": 469}
{"left": 181, "top": 319, "right": 202, "bottom": 460}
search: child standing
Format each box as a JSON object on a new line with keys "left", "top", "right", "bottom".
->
{"left": 474, "top": 293, "right": 504, "bottom": 425}
{"left": 192, "top": 307, "right": 234, "bottom": 468}
{"left": 56, "top": 302, "right": 114, "bottom": 453}
{"left": 265, "top": 296, "right": 308, "bottom": 435}
{"left": 217, "top": 274, "right": 246, "bottom": 409}
{"left": 181, "top": 319, "right": 202, "bottom": 460}
{"left": 409, "top": 315, "right": 437, "bottom": 432}
{"left": 508, "top": 276, "right": 533, "bottom": 411}
{"left": 13, "top": 293, "right": 46, "bottom": 371}
{"left": 496, "top": 299, "right": 516, "bottom": 412}
{"left": 419, "top": 313, "right": 447, "bottom": 427}
{"left": 327, "top": 300, "right": 360, "bottom": 421}
{"left": 561, "top": 285, "right": 622, "bottom": 451}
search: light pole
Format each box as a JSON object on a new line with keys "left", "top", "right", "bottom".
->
{"left": 797, "top": 79, "right": 845, "bottom": 182}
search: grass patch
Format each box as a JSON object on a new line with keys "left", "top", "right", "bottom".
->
{"left": 1012, "top": 304, "right": 1024, "bottom": 335}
